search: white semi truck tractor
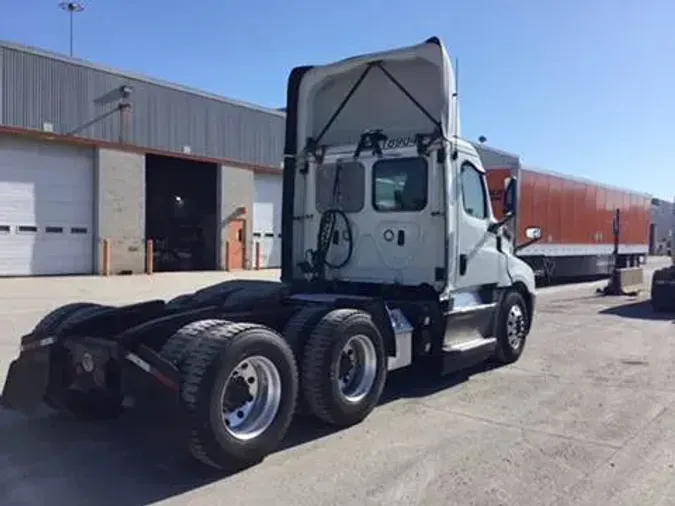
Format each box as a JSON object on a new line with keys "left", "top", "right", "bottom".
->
{"left": 1, "top": 37, "right": 543, "bottom": 472}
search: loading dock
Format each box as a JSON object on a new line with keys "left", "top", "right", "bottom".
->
{"left": 145, "top": 154, "right": 218, "bottom": 272}
{"left": 0, "top": 40, "right": 288, "bottom": 277}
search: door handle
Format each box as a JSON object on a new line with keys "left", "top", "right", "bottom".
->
{"left": 397, "top": 230, "right": 405, "bottom": 246}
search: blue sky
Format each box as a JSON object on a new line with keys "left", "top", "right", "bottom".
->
{"left": 2, "top": 0, "right": 674, "bottom": 200}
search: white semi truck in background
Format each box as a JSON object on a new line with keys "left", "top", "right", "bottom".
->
{"left": 651, "top": 196, "right": 675, "bottom": 312}
{"left": 1, "top": 37, "right": 543, "bottom": 472}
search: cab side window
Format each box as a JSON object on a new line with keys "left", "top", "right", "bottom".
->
{"left": 460, "top": 162, "right": 488, "bottom": 219}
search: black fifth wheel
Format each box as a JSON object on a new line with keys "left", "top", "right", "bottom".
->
{"left": 181, "top": 322, "right": 298, "bottom": 471}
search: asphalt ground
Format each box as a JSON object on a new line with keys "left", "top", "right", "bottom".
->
{"left": 0, "top": 257, "right": 673, "bottom": 506}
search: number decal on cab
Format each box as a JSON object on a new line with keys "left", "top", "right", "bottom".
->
{"left": 382, "top": 136, "right": 417, "bottom": 150}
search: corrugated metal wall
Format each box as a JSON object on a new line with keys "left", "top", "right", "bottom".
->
{"left": 0, "top": 45, "right": 285, "bottom": 169}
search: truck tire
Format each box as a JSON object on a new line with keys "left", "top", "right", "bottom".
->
{"left": 218, "top": 283, "right": 287, "bottom": 311}
{"left": 43, "top": 304, "right": 125, "bottom": 420}
{"left": 283, "top": 305, "right": 332, "bottom": 357}
{"left": 281, "top": 305, "right": 331, "bottom": 414}
{"left": 181, "top": 322, "right": 298, "bottom": 471}
{"left": 193, "top": 280, "right": 283, "bottom": 306}
{"left": 493, "top": 290, "right": 529, "bottom": 364}
{"left": 34, "top": 302, "right": 102, "bottom": 334}
{"left": 301, "top": 309, "right": 387, "bottom": 427}
{"left": 165, "top": 293, "right": 195, "bottom": 310}
{"left": 160, "top": 319, "right": 230, "bottom": 370}
{"left": 57, "top": 305, "right": 114, "bottom": 333}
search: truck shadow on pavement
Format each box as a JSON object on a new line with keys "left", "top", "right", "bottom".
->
{"left": 0, "top": 361, "right": 496, "bottom": 506}
{"left": 598, "top": 299, "right": 675, "bottom": 322}
{"left": 281, "top": 360, "right": 498, "bottom": 449}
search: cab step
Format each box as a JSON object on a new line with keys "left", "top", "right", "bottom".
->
{"left": 441, "top": 337, "right": 496, "bottom": 375}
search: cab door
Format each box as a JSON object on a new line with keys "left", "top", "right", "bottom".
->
{"left": 454, "top": 158, "right": 502, "bottom": 290}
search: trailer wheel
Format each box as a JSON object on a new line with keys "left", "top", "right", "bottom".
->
{"left": 160, "top": 319, "right": 230, "bottom": 370}
{"left": 493, "top": 290, "right": 529, "bottom": 364}
{"left": 181, "top": 322, "right": 298, "bottom": 471}
{"left": 34, "top": 302, "right": 102, "bottom": 334}
{"left": 301, "top": 309, "right": 387, "bottom": 427}
{"left": 281, "top": 305, "right": 331, "bottom": 414}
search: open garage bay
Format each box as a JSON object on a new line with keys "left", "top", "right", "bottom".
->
{"left": 145, "top": 154, "right": 218, "bottom": 273}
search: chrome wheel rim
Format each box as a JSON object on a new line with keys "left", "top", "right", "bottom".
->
{"left": 220, "top": 355, "right": 282, "bottom": 441}
{"left": 336, "top": 334, "right": 378, "bottom": 404}
{"left": 506, "top": 304, "right": 526, "bottom": 351}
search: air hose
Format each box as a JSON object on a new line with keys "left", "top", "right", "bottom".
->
{"left": 313, "top": 161, "right": 354, "bottom": 277}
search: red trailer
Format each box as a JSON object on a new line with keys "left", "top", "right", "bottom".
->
{"left": 475, "top": 143, "right": 651, "bottom": 280}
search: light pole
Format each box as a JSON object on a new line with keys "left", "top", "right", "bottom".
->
{"left": 58, "top": 1, "right": 85, "bottom": 57}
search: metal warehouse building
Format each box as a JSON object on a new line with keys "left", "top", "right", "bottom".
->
{"left": 0, "top": 40, "right": 286, "bottom": 276}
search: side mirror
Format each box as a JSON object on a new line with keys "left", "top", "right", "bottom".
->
{"left": 514, "top": 225, "right": 543, "bottom": 253}
{"left": 524, "top": 226, "right": 542, "bottom": 241}
{"left": 503, "top": 177, "right": 517, "bottom": 216}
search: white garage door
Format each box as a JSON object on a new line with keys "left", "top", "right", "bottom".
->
{"left": 0, "top": 136, "right": 94, "bottom": 276}
{"left": 253, "top": 173, "right": 283, "bottom": 268}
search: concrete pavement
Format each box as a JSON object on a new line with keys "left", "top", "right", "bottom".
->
{"left": 0, "top": 257, "right": 673, "bottom": 506}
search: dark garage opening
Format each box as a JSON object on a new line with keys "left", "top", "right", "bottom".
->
{"left": 145, "top": 154, "right": 218, "bottom": 272}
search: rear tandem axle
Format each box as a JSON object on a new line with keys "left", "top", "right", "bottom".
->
{"left": 1, "top": 280, "right": 530, "bottom": 472}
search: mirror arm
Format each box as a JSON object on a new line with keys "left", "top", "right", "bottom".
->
{"left": 514, "top": 235, "right": 543, "bottom": 254}
{"left": 487, "top": 211, "right": 515, "bottom": 234}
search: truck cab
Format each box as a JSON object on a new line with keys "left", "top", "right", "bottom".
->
{"left": 286, "top": 136, "right": 537, "bottom": 293}
{"left": 282, "top": 36, "right": 542, "bottom": 372}
{"left": 281, "top": 37, "right": 540, "bottom": 298}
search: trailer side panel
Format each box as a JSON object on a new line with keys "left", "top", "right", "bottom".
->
{"left": 485, "top": 162, "right": 650, "bottom": 279}
{"left": 515, "top": 167, "right": 649, "bottom": 255}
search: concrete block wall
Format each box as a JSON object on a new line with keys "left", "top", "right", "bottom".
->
{"left": 95, "top": 148, "right": 146, "bottom": 274}
{"left": 217, "top": 164, "right": 254, "bottom": 270}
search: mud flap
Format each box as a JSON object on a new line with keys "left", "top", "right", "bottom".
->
{"left": 0, "top": 349, "right": 51, "bottom": 414}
